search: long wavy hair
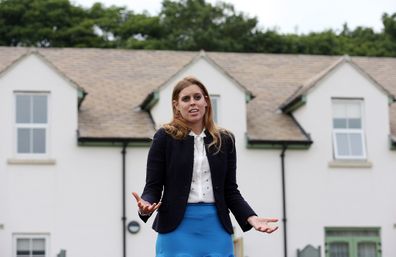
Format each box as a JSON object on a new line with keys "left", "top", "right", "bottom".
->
{"left": 163, "top": 76, "right": 231, "bottom": 152}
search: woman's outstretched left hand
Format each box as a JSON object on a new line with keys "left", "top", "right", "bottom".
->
{"left": 132, "top": 192, "right": 162, "bottom": 216}
{"left": 247, "top": 216, "right": 279, "bottom": 233}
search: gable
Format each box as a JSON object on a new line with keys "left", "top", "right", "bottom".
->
{"left": 0, "top": 52, "right": 82, "bottom": 93}
{"left": 310, "top": 61, "right": 392, "bottom": 99}
{"left": 281, "top": 57, "right": 395, "bottom": 113}
{"left": 150, "top": 55, "right": 249, "bottom": 133}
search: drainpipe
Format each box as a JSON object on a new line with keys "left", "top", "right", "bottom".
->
{"left": 280, "top": 144, "right": 288, "bottom": 257}
{"left": 121, "top": 142, "right": 128, "bottom": 257}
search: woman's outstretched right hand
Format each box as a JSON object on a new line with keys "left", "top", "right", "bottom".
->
{"left": 132, "top": 192, "right": 162, "bottom": 216}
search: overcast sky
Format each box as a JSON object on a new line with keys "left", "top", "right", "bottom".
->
{"left": 73, "top": 0, "right": 396, "bottom": 34}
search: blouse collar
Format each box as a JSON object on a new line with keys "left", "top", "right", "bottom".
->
{"left": 189, "top": 128, "right": 207, "bottom": 139}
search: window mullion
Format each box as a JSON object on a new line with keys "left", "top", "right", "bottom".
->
{"left": 29, "top": 238, "right": 33, "bottom": 257}
{"left": 350, "top": 237, "right": 357, "bottom": 257}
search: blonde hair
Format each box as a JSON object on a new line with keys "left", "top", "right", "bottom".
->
{"left": 163, "top": 76, "right": 232, "bottom": 153}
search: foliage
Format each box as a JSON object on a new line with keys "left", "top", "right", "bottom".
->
{"left": 0, "top": 0, "right": 395, "bottom": 56}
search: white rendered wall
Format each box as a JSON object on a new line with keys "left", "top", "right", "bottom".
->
{"left": 290, "top": 62, "right": 396, "bottom": 257}
{"left": 126, "top": 147, "right": 156, "bottom": 257}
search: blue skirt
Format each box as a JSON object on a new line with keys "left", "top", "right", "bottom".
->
{"left": 156, "top": 203, "right": 235, "bottom": 257}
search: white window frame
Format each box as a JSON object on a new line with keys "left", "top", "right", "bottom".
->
{"left": 210, "top": 94, "right": 220, "bottom": 124}
{"left": 332, "top": 99, "right": 367, "bottom": 160}
{"left": 13, "top": 233, "right": 50, "bottom": 257}
{"left": 14, "top": 92, "right": 50, "bottom": 159}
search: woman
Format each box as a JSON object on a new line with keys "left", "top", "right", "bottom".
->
{"left": 132, "top": 76, "right": 278, "bottom": 257}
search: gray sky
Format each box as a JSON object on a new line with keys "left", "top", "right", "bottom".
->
{"left": 73, "top": 0, "right": 396, "bottom": 34}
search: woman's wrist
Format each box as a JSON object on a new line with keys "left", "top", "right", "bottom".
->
{"left": 247, "top": 215, "right": 257, "bottom": 225}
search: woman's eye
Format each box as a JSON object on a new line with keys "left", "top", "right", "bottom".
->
{"left": 181, "top": 96, "right": 190, "bottom": 102}
{"left": 194, "top": 95, "right": 202, "bottom": 100}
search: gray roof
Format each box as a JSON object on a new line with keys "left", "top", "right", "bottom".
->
{"left": 1, "top": 47, "right": 395, "bottom": 143}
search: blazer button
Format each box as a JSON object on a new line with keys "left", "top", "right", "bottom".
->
{"left": 214, "top": 186, "right": 219, "bottom": 191}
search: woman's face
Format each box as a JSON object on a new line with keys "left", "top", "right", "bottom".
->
{"left": 174, "top": 84, "right": 208, "bottom": 127}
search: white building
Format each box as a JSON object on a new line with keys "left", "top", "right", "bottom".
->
{"left": 0, "top": 47, "right": 395, "bottom": 257}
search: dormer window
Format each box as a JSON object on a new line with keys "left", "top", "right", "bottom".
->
{"left": 332, "top": 99, "right": 366, "bottom": 160}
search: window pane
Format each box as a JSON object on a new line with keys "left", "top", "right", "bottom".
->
{"left": 32, "top": 238, "right": 45, "bottom": 257}
{"left": 16, "top": 252, "right": 31, "bottom": 255}
{"left": 333, "top": 118, "right": 347, "bottom": 128}
{"left": 347, "top": 102, "right": 361, "bottom": 118}
{"left": 329, "top": 242, "right": 349, "bottom": 257}
{"left": 33, "top": 95, "right": 47, "bottom": 123}
{"left": 33, "top": 249, "right": 46, "bottom": 256}
{"left": 348, "top": 118, "right": 362, "bottom": 129}
{"left": 333, "top": 102, "right": 347, "bottom": 118}
{"left": 17, "top": 239, "right": 30, "bottom": 251}
{"left": 33, "top": 129, "right": 46, "bottom": 153}
{"left": 17, "top": 238, "right": 31, "bottom": 256}
{"left": 32, "top": 238, "right": 45, "bottom": 251}
{"left": 18, "top": 128, "right": 31, "bottom": 153}
{"left": 358, "top": 242, "right": 376, "bottom": 257}
{"left": 16, "top": 95, "right": 31, "bottom": 123}
{"left": 349, "top": 133, "right": 363, "bottom": 156}
{"left": 336, "top": 133, "right": 349, "bottom": 156}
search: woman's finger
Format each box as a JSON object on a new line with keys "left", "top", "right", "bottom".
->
{"left": 132, "top": 194, "right": 161, "bottom": 215}
{"left": 264, "top": 218, "right": 278, "bottom": 223}
{"left": 146, "top": 203, "right": 155, "bottom": 212}
{"left": 149, "top": 203, "right": 158, "bottom": 211}
{"left": 148, "top": 202, "right": 161, "bottom": 212}
{"left": 132, "top": 192, "right": 141, "bottom": 203}
{"left": 137, "top": 201, "right": 145, "bottom": 209}
{"left": 153, "top": 202, "right": 162, "bottom": 211}
{"left": 266, "top": 226, "right": 278, "bottom": 233}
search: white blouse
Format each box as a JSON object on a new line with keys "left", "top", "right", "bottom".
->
{"left": 187, "top": 130, "right": 215, "bottom": 203}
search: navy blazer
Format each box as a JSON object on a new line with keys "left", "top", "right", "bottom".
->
{"left": 139, "top": 128, "right": 256, "bottom": 234}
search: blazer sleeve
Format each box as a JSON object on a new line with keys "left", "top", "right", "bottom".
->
{"left": 224, "top": 133, "right": 257, "bottom": 232}
{"left": 138, "top": 128, "right": 167, "bottom": 222}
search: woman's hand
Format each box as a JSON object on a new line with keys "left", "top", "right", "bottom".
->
{"left": 132, "top": 192, "right": 162, "bottom": 216}
{"left": 247, "top": 216, "right": 279, "bottom": 233}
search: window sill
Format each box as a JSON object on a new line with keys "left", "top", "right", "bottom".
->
{"left": 328, "top": 160, "right": 372, "bottom": 168}
{"left": 7, "top": 158, "right": 56, "bottom": 165}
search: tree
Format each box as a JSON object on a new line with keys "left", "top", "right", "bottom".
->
{"left": 158, "top": 0, "right": 258, "bottom": 51}
{"left": 115, "top": 11, "right": 163, "bottom": 49}
{"left": 383, "top": 12, "right": 396, "bottom": 39}
{"left": 0, "top": 0, "right": 395, "bottom": 56}
{"left": 0, "top": 0, "right": 104, "bottom": 47}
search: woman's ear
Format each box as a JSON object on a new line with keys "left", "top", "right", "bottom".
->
{"left": 172, "top": 100, "right": 178, "bottom": 111}
{"left": 204, "top": 96, "right": 208, "bottom": 107}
